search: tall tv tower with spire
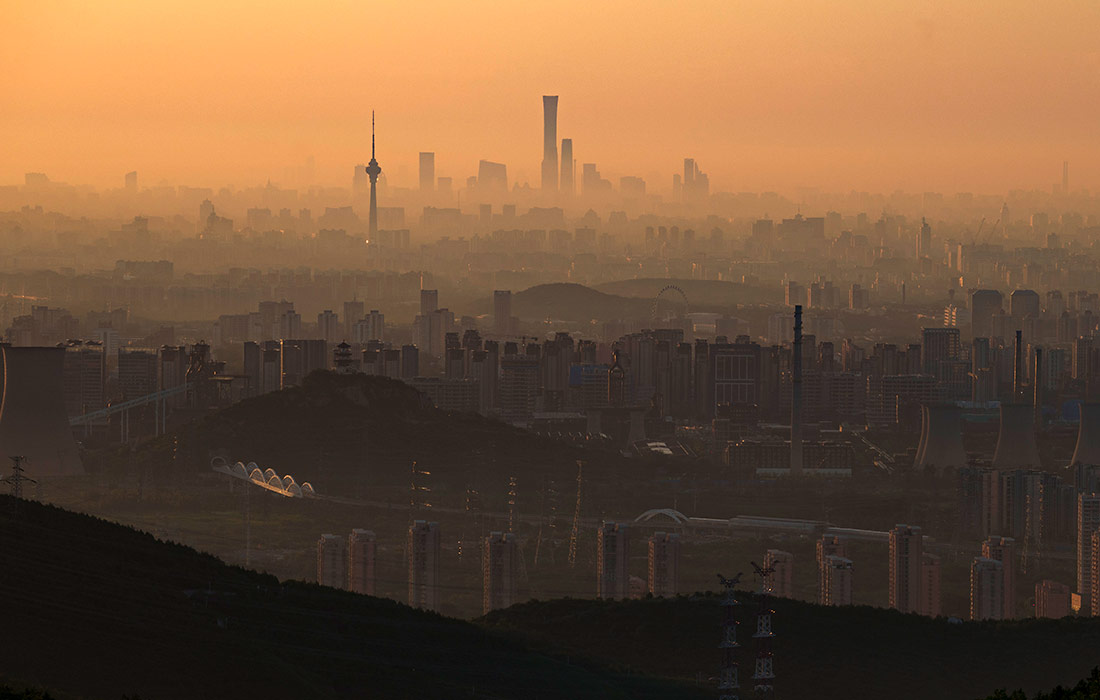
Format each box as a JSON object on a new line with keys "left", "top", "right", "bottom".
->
{"left": 365, "top": 111, "right": 382, "bottom": 238}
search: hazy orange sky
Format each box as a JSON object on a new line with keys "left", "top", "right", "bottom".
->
{"left": 3, "top": 1, "right": 1100, "bottom": 195}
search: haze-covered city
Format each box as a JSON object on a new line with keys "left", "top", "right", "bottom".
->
{"left": 5, "top": 2, "right": 1100, "bottom": 699}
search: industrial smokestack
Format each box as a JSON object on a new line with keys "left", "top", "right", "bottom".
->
{"left": 1013, "top": 330, "right": 1023, "bottom": 401}
{"left": 992, "top": 403, "right": 1041, "bottom": 469}
{"left": 791, "top": 305, "right": 803, "bottom": 476}
{"left": 914, "top": 404, "right": 967, "bottom": 475}
{"left": 1072, "top": 403, "right": 1100, "bottom": 467}
{"left": 0, "top": 346, "right": 83, "bottom": 477}
{"left": 1033, "top": 346, "right": 1043, "bottom": 429}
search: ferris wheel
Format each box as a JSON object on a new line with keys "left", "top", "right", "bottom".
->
{"left": 651, "top": 285, "right": 689, "bottom": 321}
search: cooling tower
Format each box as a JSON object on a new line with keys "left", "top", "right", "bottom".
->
{"left": 992, "top": 403, "right": 1040, "bottom": 469}
{"left": 0, "top": 346, "right": 83, "bottom": 477}
{"left": 914, "top": 404, "right": 967, "bottom": 473}
{"left": 1071, "top": 403, "right": 1100, "bottom": 467}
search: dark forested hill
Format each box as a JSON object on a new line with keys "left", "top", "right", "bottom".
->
{"left": 483, "top": 596, "right": 1100, "bottom": 700}
{"left": 0, "top": 496, "right": 703, "bottom": 700}
{"left": 95, "top": 371, "right": 613, "bottom": 493}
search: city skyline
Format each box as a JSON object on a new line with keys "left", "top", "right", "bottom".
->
{"left": 4, "top": 2, "right": 1100, "bottom": 193}
{"left": 7, "top": 3, "right": 1100, "bottom": 698}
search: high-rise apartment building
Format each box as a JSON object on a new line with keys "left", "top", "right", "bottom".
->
{"left": 317, "top": 533, "right": 347, "bottom": 589}
{"left": 62, "top": 341, "right": 107, "bottom": 417}
{"left": 280, "top": 339, "right": 326, "bottom": 388}
{"left": 921, "top": 327, "right": 960, "bottom": 375}
{"left": 483, "top": 531, "right": 518, "bottom": 614}
{"left": 1035, "top": 580, "right": 1071, "bottom": 619}
{"left": 1078, "top": 493, "right": 1100, "bottom": 610}
{"left": 420, "top": 289, "right": 439, "bottom": 317}
{"left": 597, "top": 522, "right": 629, "bottom": 600}
{"left": 889, "top": 524, "right": 923, "bottom": 613}
{"left": 971, "top": 290, "right": 1004, "bottom": 339}
{"left": 822, "top": 555, "right": 853, "bottom": 606}
{"left": 1010, "top": 289, "right": 1041, "bottom": 321}
{"left": 400, "top": 344, "right": 419, "bottom": 379}
{"left": 343, "top": 300, "right": 365, "bottom": 339}
{"left": 317, "top": 310, "right": 340, "bottom": 343}
{"left": 764, "top": 549, "right": 794, "bottom": 598}
{"left": 499, "top": 356, "right": 540, "bottom": 422}
{"left": 348, "top": 529, "right": 376, "bottom": 596}
{"left": 408, "top": 520, "right": 441, "bottom": 611}
{"left": 920, "top": 552, "right": 942, "bottom": 617}
{"left": 118, "top": 348, "right": 158, "bottom": 400}
{"left": 494, "top": 290, "right": 513, "bottom": 335}
{"left": 354, "top": 310, "right": 385, "bottom": 344}
{"left": 1093, "top": 530, "right": 1100, "bottom": 617}
{"left": 981, "top": 536, "right": 1016, "bottom": 619}
{"left": 279, "top": 310, "right": 302, "bottom": 339}
{"left": 816, "top": 535, "right": 847, "bottom": 605}
{"left": 970, "top": 556, "right": 1004, "bottom": 620}
{"left": 647, "top": 532, "right": 680, "bottom": 597}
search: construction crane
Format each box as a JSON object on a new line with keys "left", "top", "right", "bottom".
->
{"left": 567, "top": 461, "right": 584, "bottom": 567}
{"left": 969, "top": 217, "right": 986, "bottom": 244}
{"left": 979, "top": 218, "right": 1000, "bottom": 243}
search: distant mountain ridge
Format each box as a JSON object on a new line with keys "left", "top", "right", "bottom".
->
{"left": 510, "top": 282, "right": 652, "bottom": 322}
{"left": 497, "top": 280, "right": 780, "bottom": 324}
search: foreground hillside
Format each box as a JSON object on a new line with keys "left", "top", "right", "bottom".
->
{"left": 981, "top": 668, "right": 1100, "bottom": 699}
{"left": 483, "top": 597, "right": 1100, "bottom": 700}
{"left": 0, "top": 496, "right": 703, "bottom": 700}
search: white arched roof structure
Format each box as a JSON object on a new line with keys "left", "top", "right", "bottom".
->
{"left": 634, "top": 508, "right": 690, "bottom": 525}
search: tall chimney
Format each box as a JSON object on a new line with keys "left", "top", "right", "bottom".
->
{"left": 1013, "top": 330, "right": 1023, "bottom": 401}
{"left": 1034, "top": 346, "right": 1043, "bottom": 429}
{"left": 791, "top": 305, "right": 803, "bottom": 476}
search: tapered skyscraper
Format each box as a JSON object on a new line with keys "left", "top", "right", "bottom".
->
{"left": 365, "top": 111, "right": 382, "bottom": 238}
{"left": 542, "top": 95, "right": 558, "bottom": 192}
